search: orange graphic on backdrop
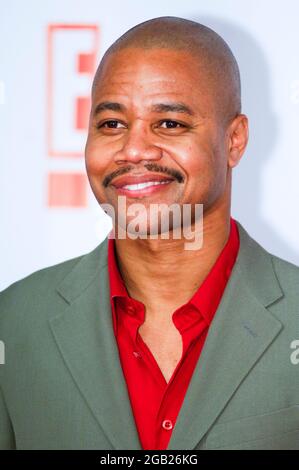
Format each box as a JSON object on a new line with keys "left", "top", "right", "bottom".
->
{"left": 47, "top": 24, "right": 99, "bottom": 207}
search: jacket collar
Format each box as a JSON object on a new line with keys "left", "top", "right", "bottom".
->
{"left": 56, "top": 220, "right": 283, "bottom": 309}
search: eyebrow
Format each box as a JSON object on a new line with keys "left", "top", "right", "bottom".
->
{"left": 93, "top": 101, "right": 195, "bottom": 117}
{"left": 151, "top": 102, "right": 195, "bottom": 116}
{"left": 93, "top": 101, "right": 125, "bottom": 115}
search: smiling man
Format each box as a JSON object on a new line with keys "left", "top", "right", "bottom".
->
{"left": 0, "top": 16, "right": 299, "bottom": 451}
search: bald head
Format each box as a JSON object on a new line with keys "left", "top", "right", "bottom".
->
{"left": 92, "top": 16, "right": 241, "bottom": 125}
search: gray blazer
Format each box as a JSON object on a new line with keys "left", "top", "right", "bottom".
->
{"left": 0, "top": 220, "right": 299, "bottom": 450}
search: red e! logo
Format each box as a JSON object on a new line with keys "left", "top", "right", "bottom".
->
{"left": 47, "top": 24, "right": 99, "bottom": 207}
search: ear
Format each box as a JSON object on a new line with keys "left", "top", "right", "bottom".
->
{"left": 227, "top": 114, "right": 249, "bottom": 168}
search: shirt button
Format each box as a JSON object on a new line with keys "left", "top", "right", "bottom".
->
{"left": 133, "top": 351, "right": 142, "bottom": 358}
{"left": 162, "top": 419, "right": 173, "bottom": 431}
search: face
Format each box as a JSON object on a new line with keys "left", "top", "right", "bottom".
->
{"left": 85, "top": 47, "right": 246, "bottom": 235}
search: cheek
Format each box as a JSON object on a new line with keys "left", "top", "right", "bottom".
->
{"left": 179, "top": 139, "right": 215, "bottom": 181}
{"left": 179, "top": 137, "right": 225, "bottom": 202}
{"left": 85, "top": 138, "right": 111, "bottom": 175}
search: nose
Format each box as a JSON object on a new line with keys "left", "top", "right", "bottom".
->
{"left": 114, "top": 121, "right": 162, "bottom": 164}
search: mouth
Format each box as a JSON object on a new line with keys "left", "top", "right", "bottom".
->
{"left": 110, "top": 174, "right": 175, "bottom": 198}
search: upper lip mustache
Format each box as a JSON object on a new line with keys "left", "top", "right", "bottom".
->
{"left": 110, "top": 174, "right": 175, "bottom": 189}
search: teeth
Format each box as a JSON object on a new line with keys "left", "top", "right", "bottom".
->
{"left": 122, "top": 181, "right": 171, "bottom": 190}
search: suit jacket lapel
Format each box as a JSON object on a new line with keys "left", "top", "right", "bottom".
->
{"left": 49, "top": 239, "right": 142, "bottom": 450}
{"left": 167, "top": 220, "right": 284, "bottom": 449}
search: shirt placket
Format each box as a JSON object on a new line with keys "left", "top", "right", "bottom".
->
{"left": 154, "top": 310, "right": 208, "bottom": 449}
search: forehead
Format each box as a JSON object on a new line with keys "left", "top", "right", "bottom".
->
{"left": 92, "top": 48, "right": 212, "bottom": 108}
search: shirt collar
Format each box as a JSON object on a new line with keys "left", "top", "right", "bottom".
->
{"left": 108, "top": 216, "right": 239, "bottom": 326}
{"left": 188, "top": 216, "right": 239, "bottom": 324}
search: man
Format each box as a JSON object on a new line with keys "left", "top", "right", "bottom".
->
{"left": 0, "top": 16, "right": 299, "bottom": 450}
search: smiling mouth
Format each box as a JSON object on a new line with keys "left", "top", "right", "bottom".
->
{"left": 110, "top": 176, "right": 175, "bottom": 198}
{"left": 122, "top": 180, "right": 171, "bottom": 191}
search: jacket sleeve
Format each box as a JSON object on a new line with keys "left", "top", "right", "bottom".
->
{"left": 0, "top": 386, "right": 16, "bottom": 449}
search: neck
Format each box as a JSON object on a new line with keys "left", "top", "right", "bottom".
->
{"left": 113, "top": 203, "right": 232, "bottom": 319}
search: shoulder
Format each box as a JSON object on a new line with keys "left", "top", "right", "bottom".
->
{"left": 270, "top": 253, "right": 299, "bottom": 300}
{"left": 235, "top": 219, "right": 299, "bottom": 297}
{"left": 0, "top": 239, "right": 107, "bottom": 332}
{"left": 0, "top": 254, "right": 83, "bottom": 310}
{"left": 271, "top": 252, "right": 299, "bottom": 276}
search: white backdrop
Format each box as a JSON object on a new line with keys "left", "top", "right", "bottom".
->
{"left": 1, "top": 0, "right": 299, "bottom": 291}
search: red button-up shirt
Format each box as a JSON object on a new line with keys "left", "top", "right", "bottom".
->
{"left": 108, "top": 216, "right": 240, "bottom": 450}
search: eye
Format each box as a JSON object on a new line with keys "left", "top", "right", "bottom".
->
{"left": 97, "top": 120, "right": 126, "bottom": 129}
{"left": 159, "top": 120, "right": 185, "bottom": 129}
